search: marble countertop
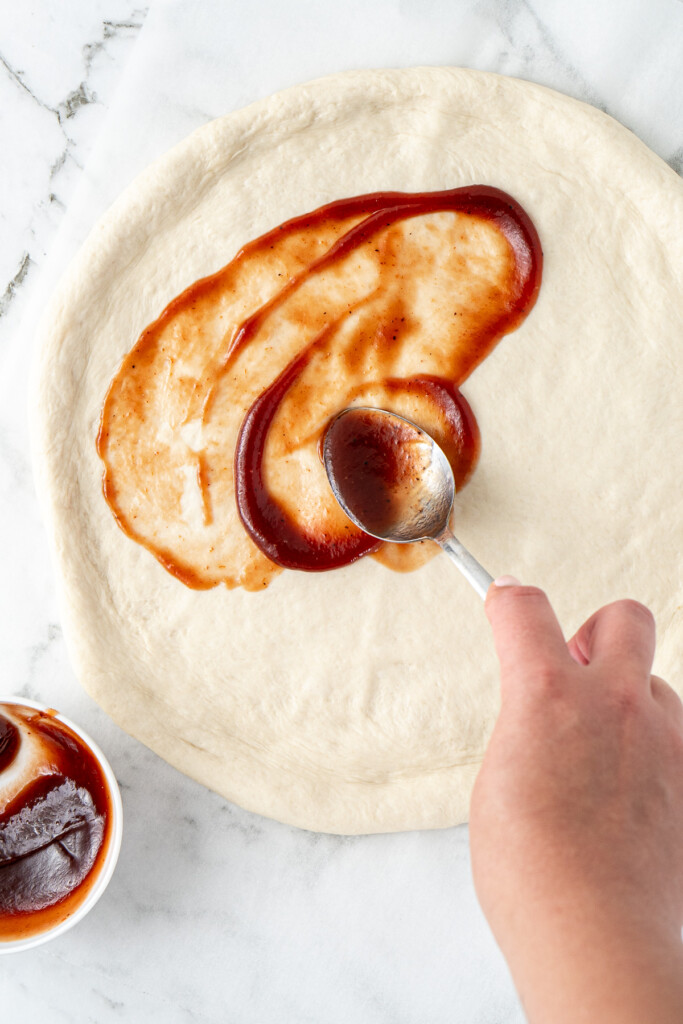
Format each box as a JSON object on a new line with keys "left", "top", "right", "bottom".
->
{"left": 2, "top": 2, "right": 681, "bottom": 1020}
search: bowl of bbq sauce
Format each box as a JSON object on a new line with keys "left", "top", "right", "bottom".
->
{"left": 0, "top": 698, "right": 122, "bottom": 952}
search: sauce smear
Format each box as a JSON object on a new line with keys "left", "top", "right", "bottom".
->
{"left": 98, "top": 185, "right": 542, "bottom": 589}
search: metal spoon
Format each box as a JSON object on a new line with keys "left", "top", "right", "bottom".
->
{"left": 322, "top": 407, "right": 493, "bottom": 599}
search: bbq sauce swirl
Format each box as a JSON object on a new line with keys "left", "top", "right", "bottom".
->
{"left": 98, "top": 186, "right": 541, "bottom": 589}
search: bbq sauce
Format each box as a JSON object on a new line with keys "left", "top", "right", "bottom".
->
{"left": 0, "top": 705, "right": 112, "bottom": 942}
{"left": 0, "top": 716, "right": 19, "bottom": 773}
{"left": 323, "top": 399, "right": 465, "bottom": 541}
{"left": 324, "top": 409, "right": 425, "bottom": 537}
{"left": 233, "top": 187, "right": 539, "bottom": 572}
{"left": 98, "top": 185, "right": 542, "bottom": 588}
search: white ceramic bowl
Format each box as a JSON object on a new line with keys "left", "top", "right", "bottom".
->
{"left": 0, "top": 697, "right": 123, "bottom": 953}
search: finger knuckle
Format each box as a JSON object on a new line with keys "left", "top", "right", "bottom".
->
{"left": 608, "top": 683, "right": 644, "bottom": 718}
{"left": 530, "top": 662, "right": 563, "bottom": 694}
{"left": 651, "top": 675, "right": 683, "bottom": 712}
{"left": 616, "top": 599, "right": 655, "bottom": 628}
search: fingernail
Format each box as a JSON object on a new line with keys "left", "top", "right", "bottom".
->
{"left": 493, "top": 575, "right": 521, "bottom": 587}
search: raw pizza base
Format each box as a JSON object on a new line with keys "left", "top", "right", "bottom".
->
{"left": 33, "top": 68, "right": 683, "bottom": 834}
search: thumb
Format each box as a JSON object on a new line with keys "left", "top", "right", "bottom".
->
{"left": 486, "top": 578, "right": 570, "bottom": 695}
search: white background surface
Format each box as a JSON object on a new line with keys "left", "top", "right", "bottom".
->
{"left": 1, "top": 1, "right": 682, "bottom": 1020}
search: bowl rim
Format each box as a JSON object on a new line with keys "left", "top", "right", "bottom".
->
{"left": 0, "top": 696, "right": 123, "bottom": 953}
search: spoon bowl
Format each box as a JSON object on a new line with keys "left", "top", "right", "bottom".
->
{"left": 323, "top": 407, "right": 494, "bottom": 598}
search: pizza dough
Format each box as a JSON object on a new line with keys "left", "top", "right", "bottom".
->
{"left": 33, "top": 68, "right": 683, "bottom": 834}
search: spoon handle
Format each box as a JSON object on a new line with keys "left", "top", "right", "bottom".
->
{"left": 437, "top": 529, "right": 494, "bottom": 600}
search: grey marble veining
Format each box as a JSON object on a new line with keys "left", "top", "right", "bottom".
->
{"left": 1, "top": 0, "right": 682, "bottom": 1020}
{"left": 1, "top": 5, "right": 146, "bottom": 309}
{"left": 0, "top": 1, "right": 146, "bottom": 722}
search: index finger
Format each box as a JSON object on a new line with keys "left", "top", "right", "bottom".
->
{"left": 568, "top": 600, "right": 656, "bottom": 684}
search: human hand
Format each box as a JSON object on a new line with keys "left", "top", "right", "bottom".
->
{"left": 470, "top": 580, "right": 683, "bottom": 1024}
